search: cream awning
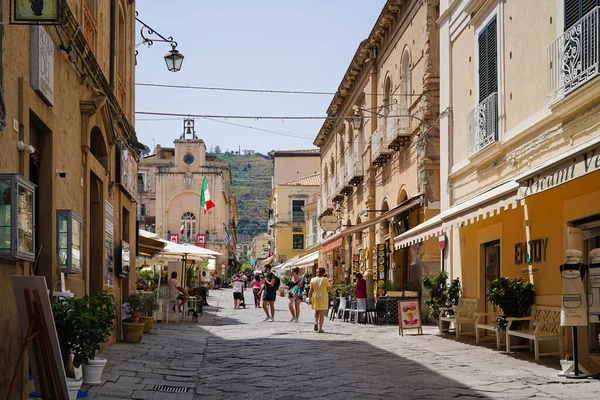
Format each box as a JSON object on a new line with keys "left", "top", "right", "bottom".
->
{"left": 394, "top": 181, "right": 521, "bottom": 249}
{"left": 294, "top": 250, "right": 319, "bottom": 268}
{"left": 256, "top": 256, "right": 273, "bottom": 269}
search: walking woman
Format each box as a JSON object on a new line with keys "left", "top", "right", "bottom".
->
{"left": 287, "top": 267, "right": 303, "bottom": 322}
{"left": 309, "top": 266, "right": 330, "bottom": 333}
{"left": 252, "top": 274, "right": 263, "bottom": 308}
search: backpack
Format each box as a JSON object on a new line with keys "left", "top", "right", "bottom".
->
{"left": 273, "top": 275, "right": 281, "bottom": 291}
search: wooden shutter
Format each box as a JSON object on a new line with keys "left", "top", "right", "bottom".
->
{"left": 478, "top": 17, "right": 498, "bottom": 103}
{"left": 565, "top": 0, "right": 600, "bottom": 30}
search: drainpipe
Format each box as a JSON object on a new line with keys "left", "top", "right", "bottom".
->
{"left": 110, "top": 0, "right": 116, "bottom": 88}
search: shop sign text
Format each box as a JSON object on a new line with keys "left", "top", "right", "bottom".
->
{"left": 518, "top": 145, "right": 600, "bottom": 199}
{"left": 30, "top": 26, "right": 54, "bottom": 106}
{"left": 515, "top": 238, "right": 548, "bottom": 264}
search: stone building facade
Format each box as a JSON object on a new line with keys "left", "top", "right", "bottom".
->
{"left": 137, "top": 123, "right": 238, "bottom": 276}
{"left": 314, "top": 0, "right": 440, "bottom": 297}
{"left": 0, "top": 1, "right": 139, "bottom": 397}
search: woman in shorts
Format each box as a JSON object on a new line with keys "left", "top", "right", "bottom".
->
{"left": 232, "top": 273, "right": 244, "bottom": 309}
{"left": 287, "top": 267, "right": 304, "bottom": 322}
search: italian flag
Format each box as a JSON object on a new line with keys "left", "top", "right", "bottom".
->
{"left": 200, "top": 176, "right": 215, "bottom": 214}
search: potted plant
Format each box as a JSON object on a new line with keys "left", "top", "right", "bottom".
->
{"left": 52, "top": 290, "right": 116, "bottom": 388}
{"left": 422, "top": 271, "right": 461, "bottom": 321}
{"left": 487, "top": 277, "right": 535, "bottom": 331}
{"left": 139, "top": 293, "right": 159, "bottom": 333}
{"left": 122, "top": 293, "right": 145, "bottom": 343}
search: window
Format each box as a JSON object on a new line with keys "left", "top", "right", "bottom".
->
{"left": 57, "top": 210, "right": 82, "bottom": 274}
{"left": 312, "top": 216, "right": 317, "bottom": 235}
{"left": 0, "top": 174, "right": 35, "bottom": 262}
{"left": 291, "top": 199, "right": 305, "bottom": 222}
{"left": 293, "top": 234, "right": 304, "bottom": 250}
{"left": 565, "top": 0, "right": 599, "bottom": 30}
{"left": 137, "top": 173, "right": 147, "bottom": 193}
{"left": 181, "top": 212, "right": 196, "bottom": 241}
{"left": 478, "top": 17, "right": 498, "bottom": 103}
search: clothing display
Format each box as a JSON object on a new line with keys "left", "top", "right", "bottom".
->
{"left": 560, "top": 261, "right": 588, "bottom": 327}
{"left": 588, "top": 248, "right": 600, "bottom": 323}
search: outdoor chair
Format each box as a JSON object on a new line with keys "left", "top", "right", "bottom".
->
{"left": 348, "top": 298, "right": 377, "bottom": 324}
{"left": 337, "top": 297, "right": 350, "bottom": 322}
{"left": 329, "top": 297, "right": 340, "bottom": 321}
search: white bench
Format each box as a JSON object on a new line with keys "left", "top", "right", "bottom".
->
{"left": 475, "top": 310, "right": 503, "bottom": 349}
{"left": 506, "top": 305, "right": 563, "bottom": 361}
{"left": 439, "top": 298, "right": 478, "bottom": 339}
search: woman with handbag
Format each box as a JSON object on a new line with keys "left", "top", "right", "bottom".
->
{"left": 309, "top": 266, "right": 331, "bottom": 333}
{"left": 287, "top": 267, "right": 304, "bottom": 322}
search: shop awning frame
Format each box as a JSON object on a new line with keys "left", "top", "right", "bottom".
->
{"left": 394, "top": 181, "right": 520, "bottom": 249}
{"left": 320, "top": 194, "right": 423, "bottom": 250}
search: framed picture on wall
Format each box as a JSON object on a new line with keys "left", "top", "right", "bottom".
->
{"left": 398, "top": 299, "right": 423, "bottom": 336}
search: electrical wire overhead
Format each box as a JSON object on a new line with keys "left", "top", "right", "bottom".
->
{"left": 135, "top": 82, "right": 438, "bottom": 97}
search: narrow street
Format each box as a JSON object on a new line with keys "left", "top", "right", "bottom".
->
{"left": 86, "top": 289, "right": 600, "bottom": 400}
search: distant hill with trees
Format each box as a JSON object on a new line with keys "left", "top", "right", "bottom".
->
{"left": 210, "top": 151, "right": 273, "bottom": 242}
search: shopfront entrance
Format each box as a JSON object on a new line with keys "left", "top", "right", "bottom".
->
{"left": 483, "top": 240, "right": 500, "bottom": 316}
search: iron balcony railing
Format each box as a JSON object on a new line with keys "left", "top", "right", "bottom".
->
{"left": 385, "top": 104, "right": 398, "bottom": 144}
{"left": 306, "top": 233, "right": 317, "bottom": 247}
{"left": 337, "top": 161, "right": 346, "bottom": 192}
{"left": 371, "top": 126, "right": 383, "bottom": 160}
{"left": 467, "top": 92, "right": 499, "bottom": 157}
{"left": 548, "top": 7, "right": 600, "bottom": 101}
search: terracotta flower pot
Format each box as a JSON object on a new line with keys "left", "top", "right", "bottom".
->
{"left": 122, "top": 322, "right": 145, "bottom": 343}
{"left": 139, "top": 316, "right": 154, "bottom": 333}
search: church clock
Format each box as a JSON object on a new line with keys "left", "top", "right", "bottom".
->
{"left": 183, "top": 153, "right": 195, "bottom": 165}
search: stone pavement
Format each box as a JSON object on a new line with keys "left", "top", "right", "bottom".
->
{"left": 85, "top": 289, "right": 600, "bottom": 399}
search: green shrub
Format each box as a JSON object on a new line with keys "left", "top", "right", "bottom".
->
{"left": 140, "top": 293, "right": 160, "bottom": 317}
{"left": 422, "top": 271, "right": 461, "bottom": 321}
{"left": 124, "top": 293, "right": 144, "bottom": 317}
{"left": 488, "top": 277, "right": 535, "bottom": 330}
{"left": 52, "top": 290, "right": 116, "bottom": 373}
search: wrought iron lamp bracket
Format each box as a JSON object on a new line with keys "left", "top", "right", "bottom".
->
{"left": 135, "top": 11, "right": 178, "bottom": 49}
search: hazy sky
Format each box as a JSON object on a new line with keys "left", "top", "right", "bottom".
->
{"left": 134, "top": 0, "right": 387, "bottom": 154}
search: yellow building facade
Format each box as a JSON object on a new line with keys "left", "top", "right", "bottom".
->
{"left": 314, "top": 0, "right": 440, "bottom": 296}
{"left": 395, "top": 0, "right": 600, "bottom": 365}
{"left": 270, "top": 172, "right": 321, "bottom": 264}
{"left": 0, "top": 1, "right": 139, "bottom": 397}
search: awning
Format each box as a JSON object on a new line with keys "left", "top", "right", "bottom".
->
{"left": 294, "top": 250, "right": 319, "bottom": 268}
{"left": 322, "top": 236, "right": 344, "bottom": 253}
{"left": 256, "top": 256, "right": 273, "bottom": 269}
{"left": 394, "top": 181, "right": 520, "bottom": 249}
{"left": 321, "top": 194, "right": 423, "bottom": 251}
{"left": 273, "top": 255, "right": 300, "bottom": 274}
{"left": 138, "top": 230, "right": 166, "bottom": 257}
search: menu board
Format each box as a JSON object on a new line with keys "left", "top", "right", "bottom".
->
{"left": 398, "top": 299, "right": 423, "bottom": 336}
{"left": 104, "top": 201, "right": 114, "bottom": 287}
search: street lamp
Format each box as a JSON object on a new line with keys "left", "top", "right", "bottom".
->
{"left": 136, "top": 12, "right": 184, "bottom": 72}
{"left": 164, "top": 45, "right": 185, "bottom": 72}
{"left": 349, "top": 109, "right": 364, "bottom": 131}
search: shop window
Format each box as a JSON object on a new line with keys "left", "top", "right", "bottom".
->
{"left": 0, "top": 174, "right": 36, "bottom": 262}
{"left": 57, "top": 210, "right": 82, "bottom": 274}
{"left": 293, "top": 234, "right": 304, "bottom": 250}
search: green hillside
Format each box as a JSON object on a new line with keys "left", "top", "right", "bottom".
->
{"left": 211, "top": 152, "right": 272, "bottom": 242}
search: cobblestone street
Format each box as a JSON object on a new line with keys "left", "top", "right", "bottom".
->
{"left": 83, "top": 289, "right": 600, "bottom": 399}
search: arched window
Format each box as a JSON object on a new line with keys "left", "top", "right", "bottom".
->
{"left": 384, "top": 76, "right": 393, "bottom": 138}
{"left": 400, "top": 50, "right": 411, "bottom": 133}
{"left": 181, "top": 212, "right": 196, "bottom": 240}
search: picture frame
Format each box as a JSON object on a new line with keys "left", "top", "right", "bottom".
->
{"left": 398, "top": 299, "right": 423, "bottom": 336}
{"left": 11, "top": 0, "right": 63, "bottom": 25}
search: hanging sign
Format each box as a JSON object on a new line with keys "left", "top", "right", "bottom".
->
{"left": 104, "top": 201, "right": 114, "bottom": 287}
{"left": 320, "top": 215, "right": 338, "bottom": 231}
{"left": 12, "top": 0, "right": 62, "bottom": 24}
{"left": 30, "top": 26, "right": 54, "bottom": 106}
{"left": 170, "top": 234, "right": 179, "bottom": 243}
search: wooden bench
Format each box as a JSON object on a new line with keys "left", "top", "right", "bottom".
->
{"left": 438, "top": 298, "right": 478, "bottom": 338}
{"left": 475, "top": 310, "right": 503, "bottom": 349}
{"left": 505, "top": 305, "right": 563, "bottom": 361}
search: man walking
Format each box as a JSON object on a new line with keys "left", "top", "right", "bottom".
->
{"left": 262, "top": 265, "right": 277, "bottom": 322}
{"left": 199, "top": 271, "right": 210, "bottom": 306}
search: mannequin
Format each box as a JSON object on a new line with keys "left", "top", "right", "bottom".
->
{"left": 588, "top": 248, "right": 600, "bottom": 324}
{"left": 560, "top": 249, "right": 588, "bottom": 327}
{"left": 560, "top": 249, "right": 588, "bottom": 378}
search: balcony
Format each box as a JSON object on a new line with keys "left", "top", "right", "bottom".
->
{"left": 347, "top": 151, "right": 364, "bottom": 187}
{"left": 371, "top": 126, "right": 392, "bottom": 166}
{"left": 306, "top": 233, "right": 318, "bottom": 247}
{"left": 274, "top": 212, "right": 305, "bottom": 224}
{"left": 467, "top": 92, "right": 499, "bottom": 157}
{"left": 337, "top": 161, "right": 352, "bottom": 196}
{"left": 319, "top": 195, "right": 333, "bottom": 217}
{"left": 385, "top": 105, "right": 410, "bottom": 151}
{"left": 548, "top": 7, "right": 600, "bottom": 102}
